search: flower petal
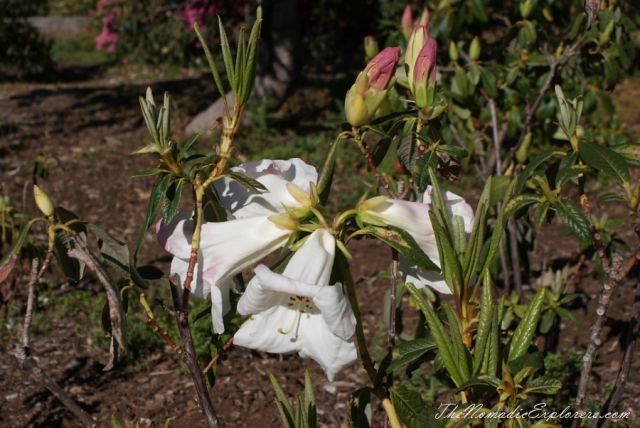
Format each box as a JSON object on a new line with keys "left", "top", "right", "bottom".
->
{"left": 214, "top": 158, "right": 318, "bottom": 218}
{"left": 233, "top": 305, "right": 301, "bottom": 355}
{"left": 312, "top": 283, "right": 356, "bottom": 341}
{"left": 399, "top": 256, "right": 452, "bottom": 294}
{"left": 210, "top": 281, "right": 232, "bottom": 334}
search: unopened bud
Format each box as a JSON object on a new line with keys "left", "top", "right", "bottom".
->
{"left": 520, "top": 0, "right": 532, "bottom": 18}
{"left": 516, "top": 133, "right": 532, "bottom": 164}
{"left": 449, "top": 41, "right": 459, "bottom": 62}
{"left": 364, "top": 36, "right": 379, "bottom": 61}
{"left": 400, "top": 5, "right": 413, "bottom": 40}
{"left": 413, "top": 38, "right": 438, "bottom": 109}
{"left": 286, "top": 183, "right": 311, "bottom": 206}
{"left": 418, "top": 7, "right": 431, "bottom": 29}
{"left": 469, "top": 37, "right": 481, "bottom": 61}
{"left": 33, "top": 185, "right": 55, "bottom": 217}
{"left": 405, "top": 25, "right": 428, "bottom": 92}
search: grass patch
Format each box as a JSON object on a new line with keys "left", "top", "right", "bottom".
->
{"left": 51, "top": 33, "right": 114, "bottom": 65}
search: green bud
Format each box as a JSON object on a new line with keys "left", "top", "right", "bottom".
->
{"left": 520, "top": 0, "right": 532, "bottom": 19}
{"left": 364, "top": 36, "right": 379, "bottom": 62}
{"left": 599, "top": 20, "right": 614, "bottom": 45}
{"left": 33, "top": 185, "right": 55, "bottom": 217}
{"left": 469, "top": 37, "right": 481, "bottom": 61}
{"left": 516, "top": 133, "right": 532, "bottom": 164}
{"left": 449, "top": 41, "right": 459, "bottom": 62}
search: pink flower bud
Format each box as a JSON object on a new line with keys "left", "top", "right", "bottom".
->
{"left": 405, "top": 24, "right": 428, "bottom": 92}
{"left": 363, "top": 47, "right": 400, "bottom": 94}
{"left": 401, "top": 5, "right": 413, "bottom": 40}
{"left": 413, "top": 38, "right": 438, "bottom": 109}
{"left": 418, "top": 7, "right": 431, "bottom": 30}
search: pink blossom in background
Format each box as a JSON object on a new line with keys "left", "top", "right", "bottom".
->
{"left": 95, "top": 12, "right": 118, "bottom": 53}
{"left": 178, "top": 0, "right": 217, "bottom": 30}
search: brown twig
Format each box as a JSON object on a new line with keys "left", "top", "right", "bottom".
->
{"left": 363, "top": 143, "right": 396, "bottom": 198}
{"left": 142, "top": 313, "right": 186, "bottom": 361}
{"left": 21, "top": 259, "right": 39, "bottom": 352}
{"left": 11, "top": 259, "right": 98, "bottom": 427}
{"left": 168, "top": 275, "right": 221, "bottom": 428}
{"left": 590, "top": 273, "right": 640, "bottom": 428}
{"left": 572, "top": 253, "right": 624, "bottom": 428}
{"left": 565, "top": 253, "right": 587, "bottom": 294}
{"left": 202, "top": 336, "right": 234, "bottom": 376}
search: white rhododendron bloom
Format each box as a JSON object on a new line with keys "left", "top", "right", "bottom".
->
{"left": 234, "top": 229, "right": 357, "bottom": 381}
{"left": 362, "top": 187, "right": 474, "bottom": 294}
{"left": 157, "top": 158, "right": 317, "bottom": 333}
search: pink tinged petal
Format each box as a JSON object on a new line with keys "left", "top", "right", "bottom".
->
{"left": 363, "top": 47, "right": 401, "bottom": 94}
{"left": 157, "top": 211, "right": 194, "bottom": 259}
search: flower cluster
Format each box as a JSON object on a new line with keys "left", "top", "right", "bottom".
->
{"left": 158, "top": 158, "right": 474, "bottom": 379}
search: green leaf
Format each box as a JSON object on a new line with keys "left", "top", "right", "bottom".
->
{"left": 508, "top": 287, "right": 546, "bottom": 361}
{"left": 463, "top": 178, "right": 491, "bottom": 280}
{"left": 454, "top": 67, "right": 469, "bottom": 98}
{"left": 88, "top": 224, "right": 130, "bottom": 279}
{"left": 429, "top": 211, "right": 461, "bottom": 295}
{"left": 443, "top": 302, "right": 471, "bottom": 382}
{"left": 390, "top": 386, "right": 424, "bottom": 427}
{"left": 554, "top": 199, "right": 591, "bottom": 242}
{"left": 413, "top": 151, "right": 439, "bottom": 193}
{"left": 597, "top": 192, "right": 627, "bottom": 206}
{"left": 455, "top": 375, "right": 501, "bottom": 393}
{"left": 178, "top": 134, "right": 200, "bottom": 161}
{"left": 554, "top": 307, "right": 580, "bottom": 326}
{"left": 0, "top": 221, "right": 32, "bottom": 271}
{"left": 479, "top": 67, "right": 497, "bottom": 98}
{"left": 386, "top": 338, "right": 437, "bottom": 373}
{"left": 234, "top": 28, "right": 246, "bottom": 96}
{"left": 481, "top": 180, "right": 515, "bottom": 276}
{"left": 135, "top": 174, "right": 169, "bottom": 261}
{"left": 470, "top": 0, "right": 488, "bottom": 22}
{"left": 270, "top": 374, "right": 295, "bottom": 428}
{"left": 406, "top": 283, "right": 464, "bottom": 385}
{"left": 317, "top": 138, "right": 343, "bottom": 206}
{"left": 578, "top": 140, "right": 630, "bottom": 186}
{"left": 194, "top": 23, "right": 227, "bottom": 101}
{"left": 515, "top": 151, "right": 558, "bottom": 195}
{"left": 414, "top": 408, "right": 444, "bottom": 428}
{"left": 555, "top": 165, "right": 590, "bottom": 188}
{"left": 610, "top": 143, "right": 640, "bottom": 168}
{"left": 227, "top": 171, "right": 268, "bottom": 193}
{"left": 303, "top": 370, "right": 316, "bottom": 428}
{"left": 131, "top": 167, "right": 162, "bottom": 178}
{"left": 473, "top": 271, "right": 493, "bottom": 375}
{"left": 525, "top": 376, "right": 562, "bottom": 395}
{"left": 437, "top": 144, "right": 469, "bottom": 159}
{"left": 161, "top": 178, "right": 184, "bottom": 226}
{"left": 217, "top": 16, "right": 236, "bottom": 91}
{"left": 534, "top": 201, "right": 550, "bottom": 228}
{"left": 501, "top": 194, "right": 540, "bottom": 220}
{"left": 241, "top": 9, "right": 263, "bottom": 105}
{"left": 364, "top": 225, "right": 440, "bottom": 271}
{"left": 136, "top": 265, "right": 164, "bottom": 280}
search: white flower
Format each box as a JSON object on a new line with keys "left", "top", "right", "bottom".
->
{"left": 234, "top": 229, "right": 357, "bottom": 381}
{"left": 361, "top": 187, "right": 474, "bottom": 294}
{"left": 157, "top": 158, "right": 318, "bottom": 333}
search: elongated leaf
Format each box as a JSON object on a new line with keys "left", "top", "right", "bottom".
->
{"left": 578, "top": 140, "right": 630, "bottom": 186}
{"left": 406, "top": 283, "right": 464, "bottom": 385}
{"left": 390, "top": 386, "right": 424, "bottom": 427}
{"left": 413, "top": 151, "right": 439, "bottom": 192}
{"left": 234, "top": 28, "right": 246, "bottom": 95}
{"left": 386, "top": 338, "right": 437, "bottom": 373}
{"left": 597, "top": 192, "right": 626, "bottom": 206}
{"left": 139, "top": 97, "right": 159, "bottom": 144}
{"left": 437, "top": 144, "right": 469, "bottom": 159}
{"left": 131, "top": 167, "right": 162, "bottom": 178}
{"left": 161, "top": 179, "right": 181, "bottom": 226}
{"left": 135, "top": 173, "right": 169, "bottom": 260}
{"left": 270, "top": 374, "right": 295, "bottom": 428}
{"left": 364, "top": 225, "right": 440, "bottom": 271}
{"left": 88, "top": 224, "right": 130, "bottom": 279}
{"left": 555, "top": 164, "right": 590, "bottom": 188}
{"left": 473, "top": 271, "right": 493, "bottom": 375}
{"left": 502, "top": 194, "right": 540, "bottom": 220}
{"left": 525, "top": 376, "right": 562, "bottom": 395}
{"left": 610, "top": 142, "right": 640, "bottom": 168}
{"left": 515, "top": 151, "right": 558, "bottom": 195}
{"left": 194, "top": 23, "right": 227, "bottom": 101}
{"left": 177, "top": 134, "right": 200, "bottom": 161}
{"left": 508, "top": 287, "right": 546, "bottom": 361}
{"left": 317, "top": 138, "right": 343, "bottom": 205}
{"left": 554, "top": 199, "right": 591, "bottom": 242}
{"left": 455, "top": 375, "right": 501, "bottom": 393}
{"left": 414, "top": 408, "right": 444, "bottom": 428}
{"left": 533, "top": 201, "right": 550, "bottom": 228}
{"left": 218, "top": 17, "right": 236, "bottom": 90}
{"left": 429, "top": 210, "right": 461, "bottom": 295}
{"left": 242, "top": 8, "right": 263, "bottom": 105}
{"left": 481, "top": 180, "right": 515, "bottom": 276}
{"left": 303, "top": 370, "right": 316, "bottom": 428}
{"left": 54, "top": 207, "right": 87, "bottom": 281}
{"left": 227, "top": 171, "right": 268, "bottom": 194}
{"left": 463, "top": 178, "right": 491, "bottom": 280}
{"left": 443, "top": 302, "right": 471, "bottom": 382}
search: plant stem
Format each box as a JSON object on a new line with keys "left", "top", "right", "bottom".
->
{"left": 507, "top": 217, "right": 523, "bottom": 298}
